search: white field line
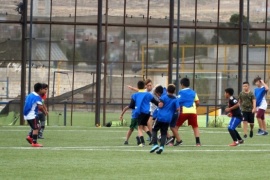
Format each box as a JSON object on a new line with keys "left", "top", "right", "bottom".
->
{"left": 0, "top": 129, "right": 230, "bottom": 134}
{"left": 0, "top": 146, "right": 270, "bottom": 152}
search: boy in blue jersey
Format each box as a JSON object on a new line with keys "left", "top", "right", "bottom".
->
{"left": 224, "top": 88, "right": 244, "bottom": 146}
{"left": 253, "top": 77, "right": 269, "bottom": 135}
{"left": 24, "top": 83, "right": 48, "bottom": 147}
{"left": 175, "top": 78, "right": 201, "bottom": 146}
{"left": 128, "top": 80, "right": 159, "bottom": 147}
{"left": 150, "top": 84, "right": 179, "bottom": 154}
{"left": 120, "top": 106, "right": 139, "bottom": 145}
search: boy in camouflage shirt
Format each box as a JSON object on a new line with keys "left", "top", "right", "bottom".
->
{"left": 238, "top": 82, "right": 256, "bottom": 138}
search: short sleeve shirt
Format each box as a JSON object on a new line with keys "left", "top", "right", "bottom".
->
{"left": 238, "top": 91, "right": 255, "bottom": 112}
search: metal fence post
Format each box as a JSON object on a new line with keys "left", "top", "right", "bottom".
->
{"left": 64, "top": 101, "right": 67, "bottom": 126}
{"left": 206, "top": 105, "right": 209, "bottom": 127}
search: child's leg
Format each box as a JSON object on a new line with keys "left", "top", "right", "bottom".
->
{"left": 143, "top": 126, "right": 152, "bottom": 139}
{"left": 256, "top": 109, "right": 264, "bottom": 130}
{"left": 262, "top": 120, "right": 267, "bottom": 132}
{"left": 228, "top": 117, "right": 242, "bottom": 142}
{"left": 242, "top": 121, "right": 248, "bottom": 136}
{"left": 160, "top": 123, "right": 169, "bottom": 147}
{"left": 234, "top": 130, "right": 242, "bottom": 141}
{"left": 27, "top": 119, "right": 40, "bottom": 145}
{"left": 147, "top": 116, "right": 153, "bottom": 133}
{"left": 189, "top": 114, "right": 200, "bottom": 145}
{"left": 39, "top": 113, "right": 46, "bottom": 137}
{"left": 125, "top": 129, "right": 134, "bottom": 141}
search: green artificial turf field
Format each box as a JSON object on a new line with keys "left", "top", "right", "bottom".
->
{"left": 0, "top": 125, "right": 269, "bottom": 180}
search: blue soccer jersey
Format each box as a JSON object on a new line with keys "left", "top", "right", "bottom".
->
{"left": 156, "top": 94, "right": 179, "bottom": 123}
{"left": 254, "top": 86, "right": 267, "bottom": 108}
{"left": 129, "top": 90, "right": 157, "bottom": 118}
{"left": 178, "top": 88, "right": 196, "bottom": 108}
{"left": 23, "top": 92, "right": 42, "bottom": 120}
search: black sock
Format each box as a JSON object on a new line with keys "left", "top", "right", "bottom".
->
{"left": 228, "top": 129, "right": 237, "bottom": 141}
{"left": 151, "top": 130, "right": 158, "bottom": 145}
{"left": 40, "top": 126, "right": 45, "bottom": 133}
{"left": 28, "top": 130, "right": 33, "bottom": 138}
{"left": 160, "top": 135, "right": 167, "bottom": 146}
{"left": 146, "top": 131, "right": 152, "bottom": 138}
{"left": 32, "top": 134, "right": 38, "bottom": 144}
{"left": 140, "top": 136, "right": 145, "bottom": 144}
{"left": 136, "top": 136, "right": 140, "bottom": 145}
{"left": 172, "top": 136, "right": 175, "bottom": 144}
{"left": 234, "top": 130, "right": 242, "bottom": 141}
{"left": 196, "top": 137, "right": 200, "bottom": 144}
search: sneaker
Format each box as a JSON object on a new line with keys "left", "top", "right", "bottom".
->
{"left": 165, "top": 137, "right": 174, "bottom": 145}
{"left": 196, "top": 143, "right": 201, "bottom": 147}
{"left": 243, "top": 134, "right": 247, "bottom": 138}
{"left": 150, "top": 144, "right": 159, "bottom": 153}
{"left": 174, "top": 140, "right": 183, "bottom": 146}
{"left": 31, "top": 143, "right": 43, "bottom": 147}
{"left": 156, "top": 146, "right": 164, "bottom": 154}
{"left": 257, "top": 129, "right": 264, "bottom": 135}
{"left": 229, "top": 141, "right": 239, "bottom": 146}
{"left": 124, "top": 141, "right": 128, "bottom": 145}
{"left": 249, "top": 130, "right": 253, "bottom": 138}
{"left": 262, "top": 131, "right": 269, "bottom": 136}
{"left": 138, "top": 143, "right": 145, "bottom": 147}
{"left": 26, "top": 136, "right": 33, "bottom": 144}
{"left": 239, "top": 140, "right": 244, "bottom": 144}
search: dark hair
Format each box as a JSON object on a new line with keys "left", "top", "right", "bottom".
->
{"left": 137, "top": 80, "right": 145, "bottom": 89}
{"left": 145, "top": 79, "right": 152, "bottom": 85}
{"left": 155, "top": 85, "right": 163, "bottom": 95}
{"left": 180, "top": 78, "right": 190, "bottom": 87}
{"left": 167, "top": 84, "right": 176, "bottom": 94}
{"left": 253, "top": 76, "right": 261, "bottom": 85}
{"left": 42, "top": 83, "right": 48, "bottom": 89}
{"left": 225, "top": 88, "right": 234, "bottom": 96}
{"left": 242, "top": 81, "right": 249, "bottom": 85}
{"left": 34, "top": 83, "right": 43, "bottom": 93}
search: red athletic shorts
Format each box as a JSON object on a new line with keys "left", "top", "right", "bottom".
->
{"left": 176, "top": 113, "right": 198, "bottom": 128}
{"left": 256, "top": 109, "right": 265, "bottom": 120}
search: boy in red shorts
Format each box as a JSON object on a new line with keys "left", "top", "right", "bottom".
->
{"left": 174, "top": 78, "right": 201, "bottom": 146}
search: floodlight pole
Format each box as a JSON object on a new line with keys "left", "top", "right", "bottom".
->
{"left": 238, "top": 0, "right": 244, "bottom": 95}
{"left": 176, "top": 0, "right": 180, "bottom": 94}
{"left": 246, "top": 0, "right": 250, "bottom": 82}
{"left": 20, "top": 0, "right": 28, "bottom": 125}
{"left": 28, "top": 0, "right": 34, "bottom": 94}
{"left": 168, "top": 0, "right": 174, "bottom": 84}
{"left": 95, "top": 0, "right": 103, "bottom": 126}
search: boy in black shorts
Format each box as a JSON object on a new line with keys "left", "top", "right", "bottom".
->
{"left": 238, "top": 82, "right": 256, "bottom": 138}
{"left": 128, "top": 80, "right": 159, "bottom": 147}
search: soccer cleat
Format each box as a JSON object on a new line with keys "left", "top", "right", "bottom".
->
{"left": 196, "top": 143, "right": 201, "bottom": 147}
{"left": 165, "top": 137, "right": 174, "bottom": 145}
{"left": 262, "top": 131, "right": 268, "bottom": 136}
{"left": 138, "top": 143, "right": 145, "bottom": 147}
{"left": 26, "top": 136, "right": 33, "bottom": 144}
{"left": 31, "top": 143, "right": 43, "bottom": 147}
{"left": 239, "top": 140, "right": 244, "bottom": 144}
{"left": 229, "top": 141, "right": 239, "bottom": 146}
{"left": 150, "top": 144, "right": 159, "bottom": 153}
{"left": 243, "top": 134, "right": 247, "bottom": 138}
{"left": 156, "top": 146, "right": 164, "bottom": 154}
{"left": 174, "top": 140, "right": 183, "bottom": 146}
{"left": 124, "top": 141, "right": 128, "bottom": 145}
{"left": 249, "top": 130, "right": 253, "bottom": 138}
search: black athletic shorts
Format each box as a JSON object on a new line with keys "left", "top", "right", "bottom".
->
{"left": 242, "top": 111, "right": 255, "bottom": 124}
{"left": 37, "top": 112, "right": 46, "bottom": 122}
{"left": 137, "top": 113, "right": 150, "bottom": 126}
{"left": 27, "top": 118, "right": 39, "bottom": 130}
{"left": 153, "top": 120, "right": 169, "bottom": 136}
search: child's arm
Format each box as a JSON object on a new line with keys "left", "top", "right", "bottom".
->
{"left": 120, "top": 106, "right": 130, "bottom": 121}
{"left": 225, "top": 103, "right": 239, "bottom": 112}
{"left": 261, "top": 80, "right": 269, "bottom": 91}
{"left": 38, "top": 105, "right": 48, "bottom": 116}
{"left": 252, "top": 99, "right": 256, "bottom": 113}
{"left": 127, "top": 85, "right": 139, "bottom": 92}
{"left": 151, "top": 98, "right": 159, "bottom": 106}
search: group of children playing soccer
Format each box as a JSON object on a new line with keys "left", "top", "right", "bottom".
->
{"left": 120, "top": 76, "right": 269, "bottom": 154}
{"left": 23, "top": 76, "right": 268, "bottom": 151}
{"left": 121, "top": 78, "right": 201, "bottom": 154}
